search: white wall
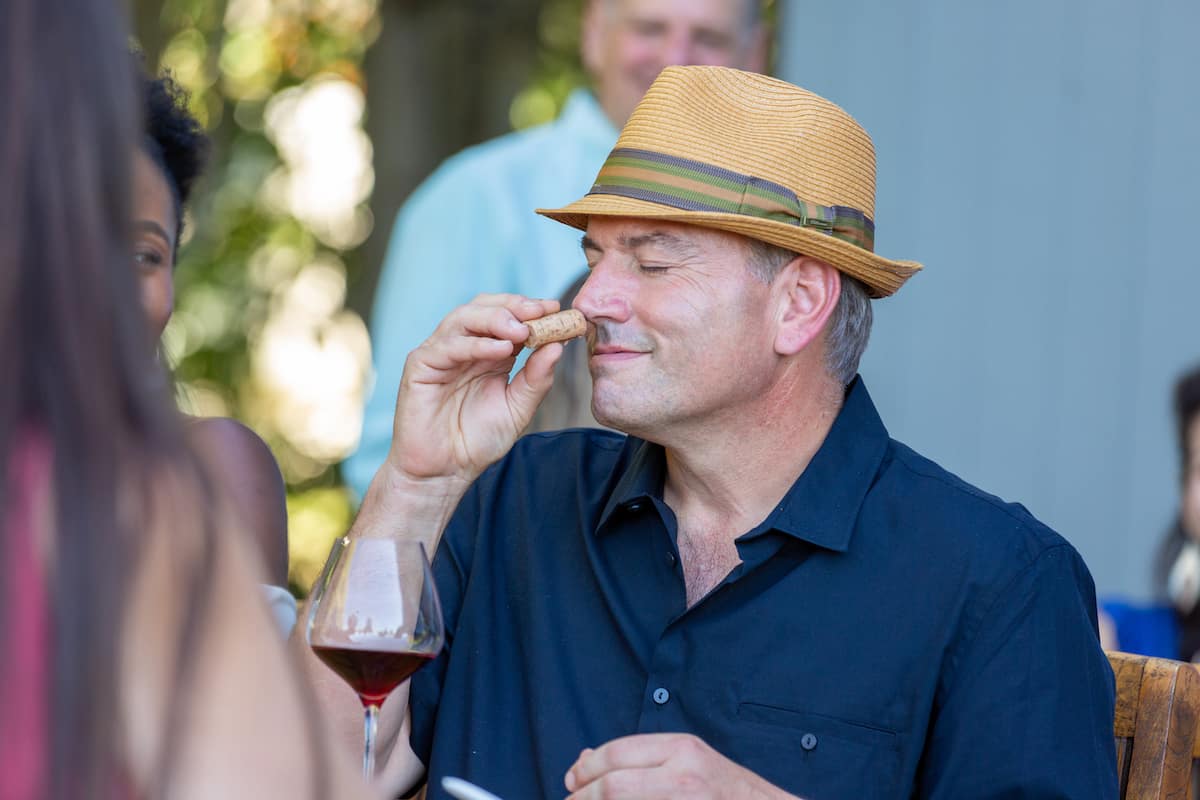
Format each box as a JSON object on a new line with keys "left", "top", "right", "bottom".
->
{"left": 779, "top": 0, "right": 1200, "bottom": 599}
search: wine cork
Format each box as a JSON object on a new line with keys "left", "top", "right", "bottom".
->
{"left": 524, "top": 309, "right": 587, "bottom": 349}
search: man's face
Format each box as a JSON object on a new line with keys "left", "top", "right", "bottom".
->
{"left": 573, "top": 217, "right": 778, "bottom": 438}
{"left": 582, "top": 0, "right": 766, "bottom": 127}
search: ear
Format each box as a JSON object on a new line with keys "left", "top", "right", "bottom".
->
{"left": 773, "top": 256, "right": 841, "bottom": 357}
{"left": 580, "top": 0, "right": 606, "bottom": 79}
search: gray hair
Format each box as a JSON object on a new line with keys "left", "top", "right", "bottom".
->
{"left": 599, "top": 0, "right": 763, "bottom": 30}
{"left": 745, "top": 239, "right": 873, "bottom": 386}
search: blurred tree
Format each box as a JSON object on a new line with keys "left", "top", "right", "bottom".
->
{"left": 129, "top": 0, "right": 584, "bottom": 593}
{"left": 131, "top": 0, "right": 385, "bottom": 591}
{"left": 129, "top": 0, "right": 773, "bottom": 592}
{"left": 356, "top": 0, "right": 580, "bottom": 315}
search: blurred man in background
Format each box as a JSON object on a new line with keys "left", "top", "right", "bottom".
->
{"left": 344, "top": 0, "right": 768, "bottom": 497}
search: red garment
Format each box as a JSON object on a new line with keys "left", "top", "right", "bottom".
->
{"left": 1, "top": 430, "right": 51, "bottom": 799}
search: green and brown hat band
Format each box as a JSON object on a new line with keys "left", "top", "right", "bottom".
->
{"left": 588, "top": 147, "right": 876, "bottom": 253}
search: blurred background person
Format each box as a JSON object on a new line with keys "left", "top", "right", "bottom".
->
{"left": 1097, "top": 365, "right": 1200, "bottom": 659}
{"left": 344, "top": 0, "right": 770, "bottom": 496}
{"left": 134, "top": 68, "right": 294, "bottom": 631}
{"left": 1155, "top": 365, "right": 1200, "bottom": 659}
{"left": 0, "top": 0, "right": 374, "bottom": 795}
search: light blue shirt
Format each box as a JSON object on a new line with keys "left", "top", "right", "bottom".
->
{"left": 344, "top": 90, "right": 618, "bottom": 498}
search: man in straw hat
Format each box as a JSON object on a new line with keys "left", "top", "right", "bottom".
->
{"left": 345, "top": 0, "right": 769, "bottom": 498}
{"left": 309, "top": 67, "right": 1117, "bottom": 798}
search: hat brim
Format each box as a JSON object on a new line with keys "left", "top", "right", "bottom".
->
{"left": 537, "top": 195, "right": 921, "bottom": 299}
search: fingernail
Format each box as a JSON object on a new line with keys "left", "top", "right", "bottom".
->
{"left": 564, "top": 770, "right": 576, "bottom": 792}
{"left": 508, "top": 318, "right": 526, "bottom": 331}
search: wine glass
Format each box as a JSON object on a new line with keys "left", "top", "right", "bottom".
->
{"left": 306, "top": 536, "right": 445, "bottom": 779}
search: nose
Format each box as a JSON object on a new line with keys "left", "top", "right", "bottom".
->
{"left": 572, "top": 261, "right": 633, "bottom": 323}
{"left": 659, "top": 30, "right": 691, "bottom": 69}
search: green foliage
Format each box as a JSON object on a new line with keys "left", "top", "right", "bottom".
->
{"left": 510, "top": 0, "right": 587, "bottom": 129}
{"left": 137, "top": 0, "right": 380, "bottom": 591}
{"left": 137, "top": 0, "right": 779, "bottom": 593}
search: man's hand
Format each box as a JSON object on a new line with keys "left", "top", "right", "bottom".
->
{"left": 564, "top": 733, "right": 798, "bottom": 799}
{"left": 388, "top": 293, "right": 564, "bottom": 485}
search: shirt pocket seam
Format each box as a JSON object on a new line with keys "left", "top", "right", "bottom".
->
{"left": 735, "top": 702, "right": 900, "bottom": 752}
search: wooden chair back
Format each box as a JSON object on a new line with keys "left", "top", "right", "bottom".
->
{"left": 1109, "top": 650, "right": 1200, "bottom": 799}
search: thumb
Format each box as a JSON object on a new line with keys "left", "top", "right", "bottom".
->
{"left": 507, "top": 342, "right": 565, "bottom": 423}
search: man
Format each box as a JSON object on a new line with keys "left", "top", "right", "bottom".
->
{"left": 318, "top": 67, "right": 1117, "bottom": 798}
{"left": 344, "top": 0, "right": 768, "bottom": 497}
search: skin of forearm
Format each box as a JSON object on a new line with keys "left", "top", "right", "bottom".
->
{"left": 352, "top": 460, "right": 472, "bottom": 551}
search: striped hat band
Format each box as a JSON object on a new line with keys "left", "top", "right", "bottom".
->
{"left": 588, "top": 147, "right": 876, "bottom": 253}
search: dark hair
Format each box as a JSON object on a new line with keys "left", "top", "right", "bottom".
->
{"left": 141, "top": 71, "right": 210, "bottom": 251}
{"left": 1153, "top": 365, "right": 1200, "bottom": 605}
{"left": 1, "top": 1, "right": 217, "bottom": 796}
{"left": 1174, "top": 365, "right": 1200, "bottom": 481}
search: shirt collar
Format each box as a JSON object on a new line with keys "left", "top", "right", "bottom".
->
{"left": 594, "top": 377, "right": 890, "bottom": 552}
{"left": 597, "top": 436, "right": 666, "bottom": 530}
{"left": 556, "top": 89, "right": 620, "bottom": 154}
{"left": 759, "top": 377, "right": 890, "bottom": 552}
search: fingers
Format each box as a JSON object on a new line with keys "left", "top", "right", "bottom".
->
{"left": 565, "top": 734, "right": 691, "bottom": 793}
{"left": 465, "top": 293, "right": 561, "bottom": 316}
{"left": 455, "top": 294, "right": 561, "bottom": 334}
{"left": 413, "top": 296, "right": 560, "bottom": 373}
{"left": 565, "top": 766, "right": 679, "bottom": 800}
{"left": 410, "top": 335, "right": 516, "bottom": 377}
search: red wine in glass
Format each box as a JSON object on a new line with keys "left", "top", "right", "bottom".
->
{"left": 311, "top": 645, "right": 435, "bottom": 708}
{"left": 307, "top": 537, "right": 444, "bottom": 779}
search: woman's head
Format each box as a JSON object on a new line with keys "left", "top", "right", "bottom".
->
{"left": 1177, "top": 366, "right": 1200, "bottom": 539}
{"left": 134, "top": 72, "right": 209, "bottom": 335}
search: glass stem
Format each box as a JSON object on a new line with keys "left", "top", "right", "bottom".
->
{"left": 363, "top": 703, "right": 380, "bottom": 779}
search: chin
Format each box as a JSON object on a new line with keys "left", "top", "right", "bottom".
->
{"left": 591, "top": 398, "right": 637, "bottom": 433}
{"left": 592, "top": 400, "right": 665, "bottom": 440}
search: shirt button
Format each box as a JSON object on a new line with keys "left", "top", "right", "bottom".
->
{"left": 665, "top": 550, "right": 677, "bottom": 567}
{"left": 801, "top": 733, "right": 818, "bottom": 751}
{"left": 628, "top": 502, "right": 643, "bottom": 512}
{"left": 652, "top": 687, "right": 670, "bottom": 705}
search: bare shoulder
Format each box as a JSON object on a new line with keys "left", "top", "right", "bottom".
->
{"left": 187, "top": 417, "right": 276, "bottom": 471}
{"left": 186, "top": 416, "right": 289, "bottom": 585}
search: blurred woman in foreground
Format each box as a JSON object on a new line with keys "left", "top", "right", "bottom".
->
{"left": 0, "top": 0, "right": 371, "bottom": 796}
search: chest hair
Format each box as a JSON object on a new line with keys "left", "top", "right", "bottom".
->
{"left": 676, "top": 526, "right": 743, "bottom": 607}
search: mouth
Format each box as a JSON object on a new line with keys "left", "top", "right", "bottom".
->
{"left": 590, "top": 344, "right": 647, "bottom": 362}
{"left": 587, "top": 320, "right": 650, "bottom": 363}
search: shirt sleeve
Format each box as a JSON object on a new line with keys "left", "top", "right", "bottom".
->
{"left": 342, "top": 155, "right": 517, "bottom": 499}
{"left": 916, "top": 544, "right": 1118, "bottom": 799}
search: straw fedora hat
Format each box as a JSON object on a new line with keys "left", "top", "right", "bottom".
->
{"left": 537, "top": 66, "right": 921, "bottom": 298}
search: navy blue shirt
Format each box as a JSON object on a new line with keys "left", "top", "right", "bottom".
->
{"left": 409, "top": 378, "right": 1117, "bottom": 799}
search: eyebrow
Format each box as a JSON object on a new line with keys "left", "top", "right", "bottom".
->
{"left": 134, "top": 219, "right": 175, "bottom": 248}
{"left": 579, "top": 231, "right": 700, "bottom": 260}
